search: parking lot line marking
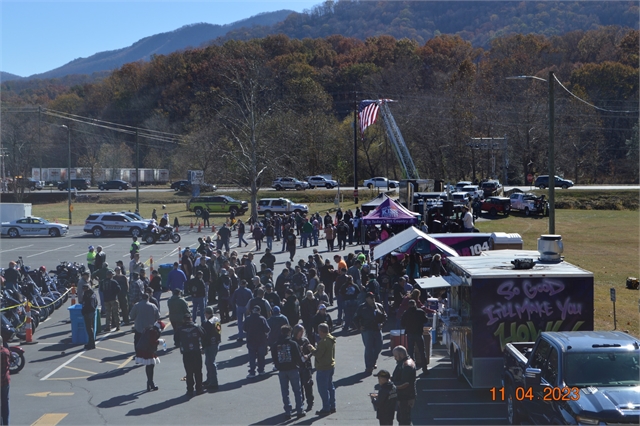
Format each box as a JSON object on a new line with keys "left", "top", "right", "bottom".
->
{"left": 109, "top": 339, "right": 134, "bottom": 345}
{"left": 80, "top": 355, "right": 120, "bottom": 366}
{"left": 64, "top": 365, "right": 97, "bottom": 374}
{"left": 45, "top": 376, "right": 89, "bottom": 380}
{"left": 118, "top": 355, "right": 134, "bottom": 368}
{"left": 428, "top": 402, "right": 504, "bottom": 405}
{"left": 433, "top": 418, "right": 507, "bottom": 421}
{"left": 40, "top": 331, "right": 113, "bottom": 381}
{"left": 94, "top": 346, "right": 127, "bottom": 354}
{"left": 27, "top": 244, "right": 74, "bottom": 258}
{"left": 0, "top": 244, "right": 33, "bottom": 254}
{"left": 31, "top": 413, "right": 68, "bottom": 426}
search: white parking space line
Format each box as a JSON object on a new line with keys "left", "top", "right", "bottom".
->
{"left": 27, "top": 244, "right": 74, "bottom": 258}
{"left": 0, "top": 244, "right": 34, "bottom": 254}
{"left": 40, "top": 331, "right": 113, "bottom": 381}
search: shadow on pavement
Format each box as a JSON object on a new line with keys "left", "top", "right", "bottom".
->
{"left": 87, "top": 365, "right": 140, "bottom": 381}
{"left": 97, "top": 390, "right": 147, "bottom": 408}
{"left": 126, "top": 393, "right": 192, "bottom": 416}
{"left": 216, "top": 353, "right": 249, "bottom": 370}
{"left": 334, "top": 371, "right": 369, "bottom": 388}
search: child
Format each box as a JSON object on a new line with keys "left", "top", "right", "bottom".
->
{"left": 370, "top": 370, "right": 397, "bottom": 425}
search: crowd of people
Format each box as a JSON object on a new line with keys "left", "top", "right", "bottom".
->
{"left": 60, "top": 208, "right": 446, "bottom": 424}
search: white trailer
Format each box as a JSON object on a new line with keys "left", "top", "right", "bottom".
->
{"left": 0, "top": 203, "right": 32, "bottom": 222}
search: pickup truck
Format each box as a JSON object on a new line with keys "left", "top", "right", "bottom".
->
{"left": 502, "top": 331, "right": 640, "bottom": 425}
{"left": 509, "top": 193, "right": 548, "bottom": 216}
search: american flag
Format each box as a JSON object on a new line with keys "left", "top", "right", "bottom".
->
{"left": 358, "top": 100, "right": 379, "bottom": 137}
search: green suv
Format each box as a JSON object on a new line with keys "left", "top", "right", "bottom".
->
{"left": 187, "top": 195, "right": 249, "bottom": 216}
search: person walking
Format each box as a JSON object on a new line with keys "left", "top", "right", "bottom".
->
{"left": 187, "top": 270, "right": 207, "bottom": 324}
{"left": 128, "top": 272, "right": 145, "bottom": 314}
{"left": 167, "top": 289, "right": 190, "bottom": 347}
{"left": 179, "top": 313, "right": 206, "bottom": 396}
{"left": 311, "top": 304, "right": 333, "bottom": 343}
{"left": 81, "top": 282, "right": 98, "bottom": 350}
{"left": 201, "top": 208, "right": 210, "bottom": 227}
{"left": 353, "top": 292, "right": 387, "bottom": 374}
{"left": 229, "top": 279, "right": 252, "bottom": 342}
{"left": 114, "top": 267, "right": 130, "bottom": 325}
{"left": 237, "top": 220, "right": 249, "bottom": 247}
{"left": 148, "top": 270, "right": 163, "bottom": 314}
{"left": 0, "top": 336, "right": 10, "bottom": 425}
{"left": 292, "top": 324, "right": 315, "bottom": 412}
{"left": 272, "top": 324, "right": 307, "bottom": 419}
{"left": 243, "top": 305, "right": 270, "bottom": 378}
{"left": 202, "top": 306, "right": 221, "bottom": 390}
{"left": 391, "top": 346, "right": 417, "bottom": 425}
{"left": 285, "top": 229, "right": 297, "bottom": 261}
{"left": 217, "top": 223, "right": 231, "bottom": 252}
{"left": 313, "top": 323, "right": 336, "bottom": 416}
{"left": 300, "top": 291, "right": 319, "bottom": 345}
{"left": 134, "top": 320, "right": 165, "bottom": 391}
{"left": 340, "top": 275, "right": 360, "bottom": 332}
{"left": 248, "top": 288, "right": 272, "bottom": 319}
{"left": 86, "top": 246, "right": 96, "bottom": 277}
{"left": 130, "top": 293, "right": 160, "bottom": 350}
{"left": 101, "top": 270, "right": 121, "bottom": 332}
{"left": 267, "top": 306, "right": 289, "bottom": 364}
{"left": 265, "top": 221, "right": 275, "bottom": 251}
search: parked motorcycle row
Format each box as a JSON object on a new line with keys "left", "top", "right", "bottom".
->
{"left": 1, "top": 257, "right": 82, "bottom": 374}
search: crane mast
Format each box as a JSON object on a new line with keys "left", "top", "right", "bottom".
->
{"left": 377, "top": 101, "right": 420, "bottom": 180}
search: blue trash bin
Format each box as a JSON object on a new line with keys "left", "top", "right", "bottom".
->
{"left": 158, "top": 263, "right": 173, "bottom": 291}
{"left": 68, "top": 304, "right": 97, "bottom": 344}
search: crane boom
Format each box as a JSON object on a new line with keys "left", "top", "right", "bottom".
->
{"left": 377, "top": 101, "right": 420, "bottom": 180}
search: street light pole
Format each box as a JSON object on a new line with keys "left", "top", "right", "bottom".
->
{"left": 506, "top": 74, "right": 555, "bottom": 234}
{"left": 61, "top": 125, "right": 72, "bottom": 225}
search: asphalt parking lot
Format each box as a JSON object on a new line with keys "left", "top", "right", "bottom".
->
{"left": 1, "top": 227, "right": 507, "bottom": 426}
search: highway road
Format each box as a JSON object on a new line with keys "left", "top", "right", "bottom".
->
{"left": 2, "top": 228, "right": 506, "bottom": 426}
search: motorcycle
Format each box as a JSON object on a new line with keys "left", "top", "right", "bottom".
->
{"left": 2, "top": 318, "right": 26, "bottom": 374}
{"left": 143, "top": 225, "right": 181, "bottom": 244}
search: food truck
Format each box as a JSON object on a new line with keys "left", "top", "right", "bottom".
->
{"left": 425, "top": 236, "right": 594, "bottom": 388}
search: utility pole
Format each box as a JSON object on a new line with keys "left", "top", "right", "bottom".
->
{"left": 548, "top": 71, "right": 556, "bottom": 234}
{"left": 353, "top": 90, "right": 358, "bottom": 205}
{"left": 135, "top": 130, "right": 140, "bottom": 214}
{"left": 38, "top": 106, "right": 42, "bottom": 182}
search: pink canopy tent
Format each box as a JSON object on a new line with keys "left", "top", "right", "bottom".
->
{"left": 361, "top": 194, "right": 420, "bottom": 225}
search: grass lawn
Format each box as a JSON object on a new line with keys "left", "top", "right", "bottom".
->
{"left": 476, "top": 210, "right": 639, "bottom": 337}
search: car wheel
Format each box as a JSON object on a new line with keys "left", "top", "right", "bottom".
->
{"left": 275, "top": 185, "right": 283, "bottom": 191}
{"left": 174, "top": 187, "right": 179, "bottom": 192}
{"left": 130, "top": 227, "right": 141, "bottom": 238}
{"left": 489, "top": 208, "right": 497, "bottom": 217}
{"left": 229, "top": 207, "right": 238, "bottom": 216}
{"left": 29, "top": 186, "right": 35, "bottom": 191}
{"left": 294, "top": 209, "right": 302, "bottom": 215}
{"left": 389, "top": 183, "right": 396, "bottom": 189}
{"left": 194, "top": 207, "right": 203, "bottom": 217}
{"left": 506, "top": 384, "right": 521, "bottom": 425}
{"left": 295, "top": 185, "right": 302, "bottom": 191}
{"left": 561, "top": 184, "right": 569, "bottom": 189}
{"left": 263, "top": 210, "right": 272, "bottom": 218}
{"left": 92, "top": 227, "right": 103, "bottom": 238}
{"left": 325, "top": 183, "right": 332, "bottom": 189}
{"left": 524, "top": 207, "right": 530, "bottom": 217}
{"left": 308, "top": 185, "right": 315, "bottom": 189}
{"left": 538, "top": 184, "right": 546, "bottom": 189}
{"left": 99, "top": 186, "right": 105, "bottom": 191}
{"left": 49, "top": 228, "right": 60, "bottom": 237}
{"left": 119, "top": 186, "right": 124, "bottom": 190}
{"left": 367, "top": 184, "right": 373, "bottom": 189}
{"left": 7, "top": 228, "right": 19, "bottom": 238}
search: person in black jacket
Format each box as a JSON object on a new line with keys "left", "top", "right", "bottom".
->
{"left": 187, "top": 271, "right": 207, "bottom": 324}
{"left": 272, "top": 325, "right": 307, "bottom": 419}
{"left": 101, "top": 270, "right": 121, "bottom": 332}
{"left": 400, "top": 299, "right": 430, "bottom": 375}
{"left": 81, "top": 283, "right": 98, "bottom": 350}
{"left": 202, "top": 306, "right": 221, "bottom": 390}
{"left": 353, "top": 292, "right": 388, "bottom": 374}
{"left": 179, "top": 313, "right": 206, "bottom": 396}
{"left": 292, "top": 324, "right": 315, "bottom": 412}
{"left": 370, "top": 370, "right": 397, "bottom": 425}
{"left": 244, "top": 306, "right": 271, "bottom": 378}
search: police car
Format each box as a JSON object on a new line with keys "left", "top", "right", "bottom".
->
{"left": 83, "top": 213, "right": 148, "bottom": 238}
{"left": 1, "top": 217, "right": 69, "bottom": 238}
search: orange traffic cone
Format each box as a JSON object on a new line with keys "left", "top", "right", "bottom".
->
{"left": 71, "top": 285, "right": 76, "bottom": 306}
{"left": 197, "top": 222, "right": 202, "bottom": 233}
{"left": 178, "top": 246, "right": 182, "bottom": 264}
{"left": 190, "top": 219, "right": 194, "bottom": 229}
{"left": 211, "top": 224, "right": 216, "bottom": 232}
{"left": 25, "top": 302, "right": 33, "bottom": 343}
{"left": 149, "top": 256, "right": 154, "bottom": 272}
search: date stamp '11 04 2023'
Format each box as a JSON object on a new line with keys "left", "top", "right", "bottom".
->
{"left": 490, "top": 387, "right": 581, "bottom": 401}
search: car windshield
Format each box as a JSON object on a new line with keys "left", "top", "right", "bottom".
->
{"left": 38, "top": 218, "right": 50, "bottom": 224}
{"left": 564, "top": 351, "right": 640, "bottom": 387}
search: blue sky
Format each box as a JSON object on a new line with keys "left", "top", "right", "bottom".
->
{"left": 1, "top": 0, "right": 321, "bottom": 77}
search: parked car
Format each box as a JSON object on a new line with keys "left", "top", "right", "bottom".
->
{"left": 481, "top": 180, "right": 502, "bottom": 196}
{"left": 1, "top": 216, "right": 69, "bottom": 238}
{"left": 480, "top": 197, "right": 511, "bottom": 217}
{"left": 534, "top": 175, "right": 574, "bottom": 189}
{"left": 272, "top": 177, "right": 309, "bottom": 191}
{"left": 307, "top": 175, "right": 338, "bottom": 189}
{"left": 460, "top": 185, "right": 484, "bottom": 200}
{"left": 257, "top": 198, "right": 308, "bottom": 216}
{"left": 58, "top": 179, "right": 90, "bottom": 191}
{"left": 503, "top": 331, "right": 640, "bottom": 425}
{"left": 98, "top": 180, "right": 131, "bottom": 190}
{"left": 364, "top": 177, "right": 399, "bottom": 189}
{"left": 83, "top": 213, "right": 149, "bottom": 238}
{"left": 97, "top": 211, "right": 150, "bottom": 223}
{"left": 187, "top": 195, "right": 248, "bottom": 217}
{"left": 455, "top": 181, "right": 473, "bottom": 192}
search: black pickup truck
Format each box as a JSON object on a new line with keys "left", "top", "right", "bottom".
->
{"left": 502, "top": 331, "right": 640, "bottom": 425}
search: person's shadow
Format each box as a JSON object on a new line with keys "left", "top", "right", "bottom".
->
{"left": 334, "top": 371, "right": 370, "bottom": 388}
{"left": 97, "top": 390, "right": 146, "bottom": 408}
{"left": 126, "top": 393, "right": 191, "bottom": 416}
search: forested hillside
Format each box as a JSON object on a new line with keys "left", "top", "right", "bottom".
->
{"left": 225, "top": 1, "right": 639, "bottom": 47}
{"left": 1, "top": 27, "right": 638, "bottom": 206}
